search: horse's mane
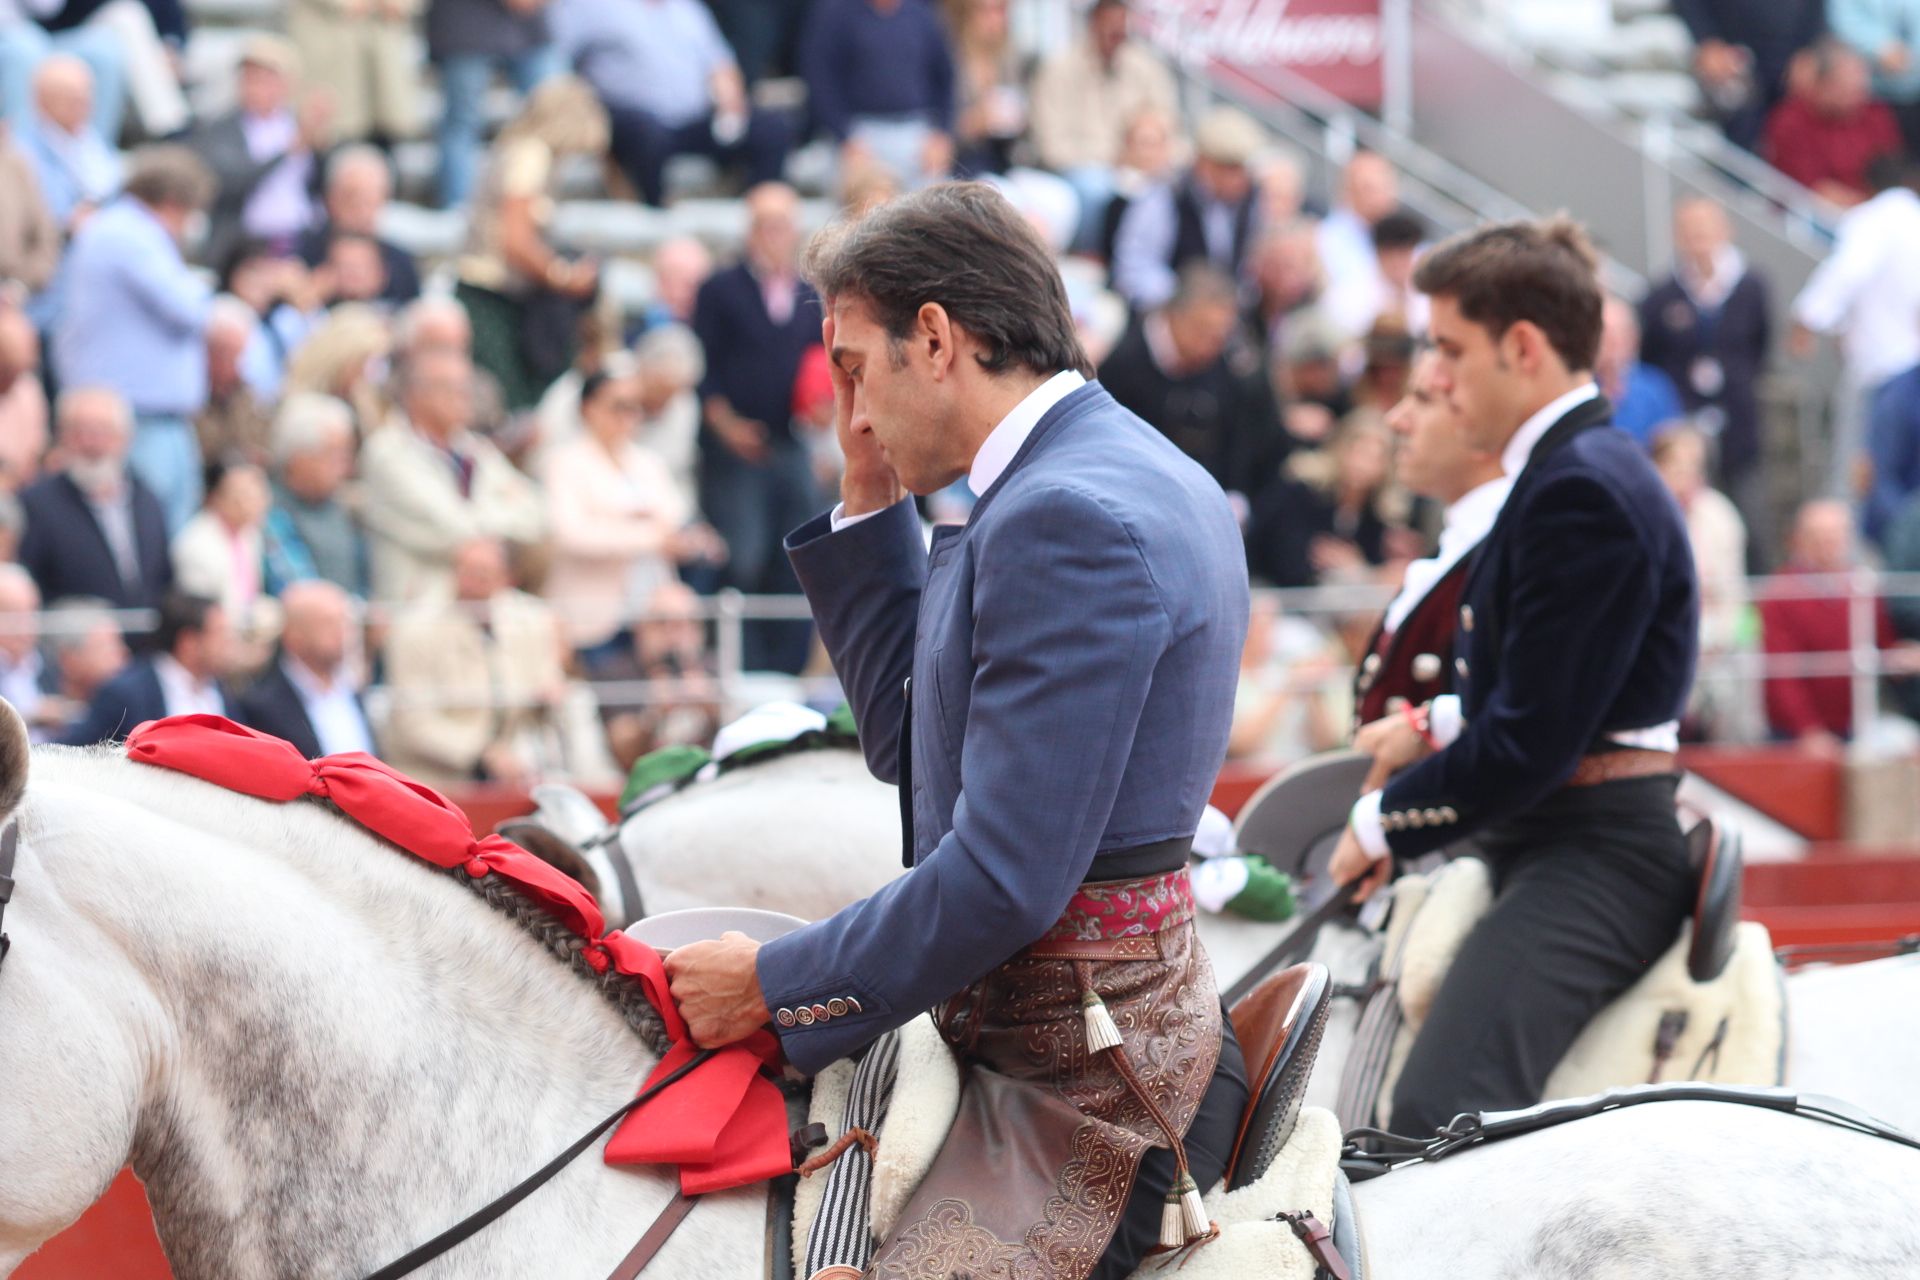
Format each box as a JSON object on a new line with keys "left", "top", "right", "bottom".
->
{"left": 31, "top": 744, "right": 672, "bottom": 1056}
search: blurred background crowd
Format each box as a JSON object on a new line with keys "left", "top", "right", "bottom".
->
{"left": 0, "top": 0, "right": 1916, "bottom": 792}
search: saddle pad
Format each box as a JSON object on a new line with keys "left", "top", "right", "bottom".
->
{"left": 1130, "top": 1105, "right": 1343, "bottom": 1280}
{"left": 1395, "top": 858, "right": 1494, "bottom": 1026}
{"left": 792, "top": 1013, "right": 963, "bottom": 1265}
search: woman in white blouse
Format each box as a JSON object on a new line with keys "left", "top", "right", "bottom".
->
{"left": 541, "top": 365, "right": 724, "bottom": 671}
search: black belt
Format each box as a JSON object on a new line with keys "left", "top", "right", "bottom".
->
{"left": 1087, "top": 835, "right": 1193, "bottom": 882}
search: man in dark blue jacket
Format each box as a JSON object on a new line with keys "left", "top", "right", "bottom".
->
{"left": 59, "top": 592, "right": 234, "bottom": 745}
{"left": 1329, "top": 217, "right": 1700, "bottom": 1136}
{"left": 667, "top": 183, "right": 1250, "bottom": 1279}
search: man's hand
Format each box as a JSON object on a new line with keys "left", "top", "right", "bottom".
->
{"left": 707, "top": 399, "right": 771, "bottom": 464}
{"left": 823, "top": 310, "right": 905, "bottom": 516}
{"left": 1328, "top": 825, "right": 1392, "bottom": 903}
{"left": 1353, "top": 709, "right": 1433, "bottom": 791}
{"left": 665, "top": 931, "right": 772, "bottom": 1047}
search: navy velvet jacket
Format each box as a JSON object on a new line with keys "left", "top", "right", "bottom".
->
{"left": 758, "top": 382, "right": 1248, "bottom": 1073}
{"left": 1378, "top": 395, "right": 1699, "bottom": 859}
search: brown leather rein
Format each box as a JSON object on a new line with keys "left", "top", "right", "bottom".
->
{"left": 0, "top": 820, "right": 18, "bottom": 971}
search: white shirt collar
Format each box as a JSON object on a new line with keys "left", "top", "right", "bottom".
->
{"left": 1678, "top": 245, "right": 1746, "bottom": 310}
{"left": 967, "top": 370, "right": 1086, "bottom": 497}
{"left": 1382, "top": 474, "right": 1514, "bottom": 634}
{"left": 154, "top": 653, "right": 224, "bottom": 718}
{"left": 1500, "top": 381, "right": 1601, "bottom": 477}
{"left": 282, "top": 654, "right": 342, "bottom": 699}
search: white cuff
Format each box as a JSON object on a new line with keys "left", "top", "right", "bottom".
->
{"left": 1350, "top": 791, "right": 1391, "bottom": 860}
{"left": 829, "top": 502, "right": 885, "bottom": 533}
{"left": 1428, "top": 695, "right": 1464, "bottom": 748}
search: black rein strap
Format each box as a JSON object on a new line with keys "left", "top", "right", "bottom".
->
{"left": 0, "top": 820, "right": 18, "bottom": 969}
{"left": 360, "top": 1046, "right": 717, "bottom": 1280}
{"left": 1221, "top": 877, "right": 1361, "bottom": 1008}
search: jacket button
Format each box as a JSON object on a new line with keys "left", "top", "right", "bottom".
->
{"left": 776, "top": 1008, "right": 797, "bottom": 1027}
{"left": 1407, "top": 810, "right": 1426, "bottom": 829}
{"left": 827, "top": 998, "right": 848, "bottom": 1017}
{"left": 1460, "top": 606, "right": 1474, "bottom": 632}
{"left": 1441, "top": 806, "right": 1458, "bottom": 822}
{"left": 1411, "top": 653, "right": 1442, "bottom": 682}
{"left": 846, "top": 997, "right": 863, "bottom": 1014}
{"left": 796, "top": 1007, "right": 816, "bottom": 1026}
{"left": 1424, "top": 808, "right": 1443, "bottom": 825}
{"left": 1363, "top": 653, "right": 1381, "bottom": 675}
{"left": 811, "top": 1003, "right": 831, "bottom": 1022}
{"left": 1455, "top": 657, "right": 1469, "bottom": 679}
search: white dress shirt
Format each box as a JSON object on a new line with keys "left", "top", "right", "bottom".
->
{"left": 1793, "top": 186, "right": 1920, "bottom": 387}
{"left": 0, "top": 649, "right": 44, "bottom": 722}
{"left": 1350, "top": 380, "right": 1677, "bottom": 860}
{"left": 1381, "top": 475, "right": 1513, "bottom": 636}
{"left": 282, "top": 656, "right": 376, "bottom": 757}
{"left": 154, "top": 653, "right": 226, "bottom": 718}
{"left": 829, "top": 370, "right": 1088, "bottom": 531}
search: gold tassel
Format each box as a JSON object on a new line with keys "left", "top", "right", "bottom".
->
{"left": 1179, "top": 1173, "right": 1210, "bottom": 1239}
{"left": 1081, "top": 989, "right": 1122, "bottom": 1053}
{"left": 1159, "top": 1188, "right": 1188, "bottom": 1250}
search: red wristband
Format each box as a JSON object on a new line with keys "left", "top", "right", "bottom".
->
{"left": 1402, "top": 700, "right": 1440, "bottom": 751}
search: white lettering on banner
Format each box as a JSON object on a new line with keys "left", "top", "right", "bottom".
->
{"left": 1141, "top": 0, "right": 1383, "bottom": 70}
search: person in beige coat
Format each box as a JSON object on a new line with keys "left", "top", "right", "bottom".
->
{"left": 287, "top": 0, "right": 421, "bottom": 144}
{"left": 381, "top": 536, "right": 568, "bottom": 789}
{"left": 360, "top": 345, "right": 543, "bottom": 602}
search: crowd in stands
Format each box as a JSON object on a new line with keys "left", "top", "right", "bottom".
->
{"left": 0, "top": 0, "right": 1913, "bottom": 789}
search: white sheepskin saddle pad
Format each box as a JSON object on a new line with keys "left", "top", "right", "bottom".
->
{"left": 792, "top": 1022, "right": 1346, "bottom": 1280}
{"left": 1376, "top": 858, "right": 1785, "bottom": 1122}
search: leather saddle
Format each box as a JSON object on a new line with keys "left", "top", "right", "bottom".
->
{"left": 1225, "top": 962, "right": 1334, "bottom": 1190}
{"left": 1686, "top": 814, "right": 1742, "bottom": 983}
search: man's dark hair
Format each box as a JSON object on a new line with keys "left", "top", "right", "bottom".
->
{"left": 1371, "top": 210, "right": 1427, "bottom": 252}
{"left": 802, "top": 182, "right": 1092, "bottom": 378}
{"left": 1091, "top": 0, "right": 1127, "bottom": 14}
{"left": 1167, "top": 262, "right": 1239, "bottom": 314}
{"left": 1412, "top": 214, "right": 1603, "bottom": 373}
{"left": 155, "top": 592, "right": 219, "bottom": 655}
{"left": 123, "top": 144, "right": 216, "bottom": 212}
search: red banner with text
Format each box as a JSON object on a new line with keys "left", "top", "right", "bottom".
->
{"left": 1140, "top": 0, "right": 1385, "bottom": 108}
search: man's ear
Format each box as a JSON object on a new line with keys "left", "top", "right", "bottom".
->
{"left": 918, "top": 302, "right": 955, "bottom": 379}
{"left": 1505, "top": 320, "right": 1546, "bottom": 376}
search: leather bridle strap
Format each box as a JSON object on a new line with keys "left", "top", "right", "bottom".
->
{"left": 0, "top": 820, "right": 18, "bottom": 969}
{"left": 604, "top": 1190, "right": 700, "bottom": 1280}
{"left": 360, "top": 1047, "right": 715, "bottom": 1280}
{"left": 1221, "top": 878, "right": 1360, "bottom": 1008}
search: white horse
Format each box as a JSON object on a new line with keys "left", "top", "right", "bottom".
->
{"left": 9, "top": 717, "right": 1920, "bottom": 1278}
{"left": 526, "top": 756, "right": 1920, "bottom": 1138}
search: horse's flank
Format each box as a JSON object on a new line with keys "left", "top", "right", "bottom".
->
{"left": 0, "top": 742, "right": 766, "bottom": 1280}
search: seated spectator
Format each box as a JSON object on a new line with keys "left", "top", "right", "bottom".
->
{"left": 541, "top": 364, "right": 724, "bottom": 671}
{"left": 296, "top": 146, "right": 422, "bottom": 307}
{"left": 950, "top": 0, "right": 1024, "bottom": 177}
{"left": 1247, "top": 422, "right": 1395, "bottom": 588}
{"left": 236, "top": 578, "right": 376, "bottom": 758}
{"left": 360, "top": 346, "right": 544, "bottom": 601}
{"left": 1638, "top": 196, "right": 1771, "bottom": 520}
{"left": 454, "top": 75, "right": 609, "bottom": 411}
{"left": 1228, "top": 594, "right": 1344, "bottom": 762}
{"left": 17, "top": 56, "right": 120, "bottom": 328}
{"left": 1094, "top": 107, "right": 1178, "bottom": 265}
{"left": 601, "top": 578, "right": 721, "bottom": 766}
{"left": 553, "top": 0, "right": 793, "bottom": 208}
{"left": 40, "top": 595, "right": 127, "bottom": 739}
{"left": 1765, "top": 38, "right": 1904, "bottom": 207}
{"left": 382, "top": 536, "right": 568, "bottom": 789}
{"left": 1353, "top": 210, "right": 1429, "bottom": 339}
{"left": 1340, "top": 321, "right": 1418, "bottom": 440}
{"left": 0, "top": 304, "right": 47, "bottom": 491}
{"left": 263, "top": 394, "right": 366, "bottom": 597}
{"left": 1099, "top": 263, "right": 1286, "bottom": 511}
{"left": 1247, "top": 218, "right": 1329, "bottom": 357}
{"left": 32, "top": 0, "right": 190, "bottom": 140}
{"left": 1316, "top": 152, "right": 1401, "bottom": 339}
{"left": 1276, "top": 310, "right": 1355, "bottom": 448}
{"left": 1597, "top": 295, "right": 1686, "bottom": 447}
{"left": 1654, "top": 425, "right": 1755, "bottom": 741}
{"left": 1112, "top": 106, "right": 1266, "bottom": 310}
{"left": 1864, "top": 355, "right": 1920, "bottom": 548}
{"left": 0, "top": 120, "right": 60, "bottom": 311}
{"left": 427, "top": 0, "right": 562, "bottom": 210}
{"left": 189, "top": 36, "right": 332, "bottom": 267}
{"left": 1760, "top": 499, "right": 1903, "bottom": 751}
{"left": 641, "top": 236, "right": 714, "bottom": 332}
{"left": 314, "top": 232, "right": 392, "bottom": 311}
{"left": 287, "top": 0, "right": 419, "bottom": 147}
{"left": 692, "top": 181, "right": 821, "bottom": 673}
{"left": 18, "top": 386, "right": 172, "bottom": 613}
{"left": 1831, "top": 0, "right": 1920, "bottom": 152}
{"left": 195, "top": 296, "right": 272, "bottom": 467}
{"left": 1675, "top": 0, "right": 1823, "bottom": 149}
{"left": 1029, "top": 0, "right": 1177, "bottom": 250}
{"left": 633, "top": 325, "right": 705, "bottom": 510}
{"left": 53, "top": 144, "right": 217, "bottom": 534}
{"left": 58, "top": 591, "right": 235, "bottom": 744}
{"left": 802, "top": 0, "right": 957, "bottom": 187}
{"left": 0, "top": 564, "right": 59, "bottom": 736}
{"left": 282, "top": 303, "right": 392, "bottom": 434}
{"left": 0, "top": 10, "right": 126, "bottom": 142}
{"left": 172, "top": 458, "right": 270, "bottom": 629}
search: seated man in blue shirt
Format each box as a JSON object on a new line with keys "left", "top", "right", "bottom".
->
{"left": 1598, "top": 294, "right": 1685, "bottom": 447}
{"left": 551, "top": 0, "right": 794, "bottom": 207}
{"left": 801, "top": 0, "right": 957, "bottom": 186}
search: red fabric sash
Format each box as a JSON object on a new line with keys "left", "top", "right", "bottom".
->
{"left": 124, "top": 714, "right": 789, "bottom": 1195}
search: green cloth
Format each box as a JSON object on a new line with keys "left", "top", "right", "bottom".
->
{"left": 1225, "top": 856, "right": 1298, "bottom": 923}
{"left": 619, "top": 744, "right": 711, "bottom": 808}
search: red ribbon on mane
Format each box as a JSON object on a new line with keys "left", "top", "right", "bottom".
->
{"left": 125, "top": 714, "right": 790, "bottom": 1195}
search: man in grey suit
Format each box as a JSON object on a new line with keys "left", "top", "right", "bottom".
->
{"left": 668, "top": 183, "right": 1250, "bottom": 1279}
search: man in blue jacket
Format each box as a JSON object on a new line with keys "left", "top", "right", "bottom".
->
{"left": 1330, "top": 217, "right": 1700, "bottom": 1136}
{"left": 668, "top": 183, "right": 1250, "bottom": 1279}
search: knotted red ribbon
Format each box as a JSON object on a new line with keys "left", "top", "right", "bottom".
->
{"left": 125, "top": 714, "right": 791, "bottom": 1195}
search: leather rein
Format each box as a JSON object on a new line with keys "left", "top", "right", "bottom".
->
{"left": 0, "top": 820, "right": 18, "bottom": 971}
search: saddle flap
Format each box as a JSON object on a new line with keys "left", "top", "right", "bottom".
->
{"left": 1686, "top": 818, "right": 1744, "bottom": 984}
{"left": 1225, "top": 962, "right": 1333, "bottom": 1191}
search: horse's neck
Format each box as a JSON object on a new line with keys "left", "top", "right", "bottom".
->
{"left": 25, "top": 759, "right": 686, "bottom": 1280}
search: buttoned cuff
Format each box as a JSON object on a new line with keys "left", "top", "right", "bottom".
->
{"left": 1351, "top": 790, "right": 1390, "bottom": 860}
{"left": 829, "top": 502, "right": 884, "bottom": 533}
{"left": 1428, "top": 695, "right": 1464, "bottom": 748}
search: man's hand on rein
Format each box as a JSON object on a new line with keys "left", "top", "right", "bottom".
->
{"left": 1354, "top": 709, "right": 1433, "bottom": 792}
{"left": 665, "top": 930, "right": 773, "bottom": 1047}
